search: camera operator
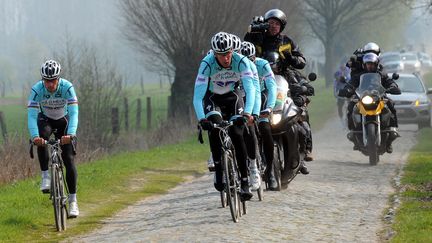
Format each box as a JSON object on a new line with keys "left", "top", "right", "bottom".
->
{"left": 245, "top": 9, "right": 314, "bottom": 165}
{"left": 244, "top": 9, "right": 306, "bottom": 71}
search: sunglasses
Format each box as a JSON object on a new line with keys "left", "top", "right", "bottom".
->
{"left": 43, "top": 78, "right": 58, "bottom": 83}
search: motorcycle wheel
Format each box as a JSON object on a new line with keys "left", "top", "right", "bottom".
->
{"left": 367, "top": 123, "right": 379, "bottom": 165}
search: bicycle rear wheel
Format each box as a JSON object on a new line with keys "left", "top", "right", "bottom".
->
{"left": 223, "top": 150, "right": 240, "bottom": 223}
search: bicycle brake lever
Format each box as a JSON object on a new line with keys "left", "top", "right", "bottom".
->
{"left": 29, "top": 139, "right": 34, "bottom": 159}
{"left": 197, "top": 125, "right": 204, "bottom": 144}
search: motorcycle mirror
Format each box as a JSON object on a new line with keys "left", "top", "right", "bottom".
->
{"left": 392, "top": 73, "right": 399, "bottom": 80}
{"left": 308, "top": 72, "right": 317, "bottom": 81}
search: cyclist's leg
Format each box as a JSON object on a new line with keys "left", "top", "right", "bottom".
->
{"left": 203, "top": 93, "right": 224, "bottom": 191}
{"left": 37, "top": 114, "right": 52, "bottom": 192}
{"left": 258, "top": 92, "right": 273, "bottom": 179}
{"left": 37, "top": 114, "right": 51, "bottom": 171}
{"left": 258, "top": 121, "right": 273, "bottom": 174}
{"left": 226, "top": 91, "right": 252, "bottom": 199}
{"left": 53, "top": 116, "right": 80, "bottom": 216}
{"left": 52, "top": 116, "right": 78, "bottom": 195}
{"left": 243, "top": 123, "right": 256, "bottom": 160}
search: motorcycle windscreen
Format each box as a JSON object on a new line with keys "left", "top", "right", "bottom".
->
{"left": 356, "top": 73, "right": 386, "bottom": 97}
{"left": 274, "top": 75, "right": 289, "bottom": 111}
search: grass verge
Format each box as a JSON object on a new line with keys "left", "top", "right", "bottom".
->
{"left": 0, "top": 137, "right": 209, "bottom": 242}
{"left": 308, "top": 79, "right": 336, "bottom": 131}
{"left": 390, "top": 128, "right": 432, "bottom": 242}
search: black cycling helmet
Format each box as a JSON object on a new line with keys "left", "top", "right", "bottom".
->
{"left": 263, "top": 51, "right": 281, "bottom": 73}
{"left": 264, "top": 9, "right": 287, "bottom": 32}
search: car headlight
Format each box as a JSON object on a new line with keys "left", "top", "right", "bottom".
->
{"left": 414, "top": 99, "right": 428, "bottom": 106}
{"left": 415, "top": 62, "right": 421, "bottom": 68}
{"left": 361, "top": 95, "right": 374, "bottom": 105}
{"left": 272, "top": 114, "right": 282, "bottom": 125}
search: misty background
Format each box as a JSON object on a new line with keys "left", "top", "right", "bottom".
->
{"left": 0, "top": 0, "right": 430, "bottom": 94}
{"left": 0, "top": 0, "right": 159, "bottom": 95}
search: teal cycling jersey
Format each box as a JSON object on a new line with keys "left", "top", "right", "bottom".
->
{"left": 255, "top": 57, "right": 277, "bottom": 109}
{"left": 193, "top": 52, "right": 255, "bottom": 120}
{"left": 27, "top": 78, "right": 79, "bottom": 138}
{"left": 247, "top": 58, "right": 262, "bottom": 116}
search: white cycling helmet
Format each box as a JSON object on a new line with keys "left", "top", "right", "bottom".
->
{"left": 241, "top": 41, "right": 256, "bottom": 58}
{"left": 41, "top": 60, "right": 61, "bottom": 80}
{"left": 211, "top": 32, "right": 233, "bottom": 54}
{"left": 363, "top": 42, "right": 380, "bottom": 56}
{"left": 231, "top": 34, "right": 242, "bottom": 53}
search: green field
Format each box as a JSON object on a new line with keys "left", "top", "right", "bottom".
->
{"left": 0, "top": 99, "right": 27, "bottom": 143}
{"left": 0, "top": 137, "right": 209, "bottom": 242}
{"left": 390, "top": 128, "right": 432, "bottom": 242}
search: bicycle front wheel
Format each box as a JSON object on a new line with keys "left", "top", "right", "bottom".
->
{"left": 51, "top": 164, "right": 63, "bottom": 231}
{"left": 58, "top": 168, "right": 67, "bottom": 230}
{"left": 223, "top": 150, "right": 240, "bottom": 223}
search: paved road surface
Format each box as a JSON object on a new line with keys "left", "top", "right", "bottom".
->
{"left": 71, "top": 119, "right": 417, "bottom": 242}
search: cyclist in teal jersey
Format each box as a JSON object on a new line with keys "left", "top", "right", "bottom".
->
{"left": 193, "top": 32, "right": 256, "bottom": 200}
{"left": 241, "top": 41, "right": 280, "bottom": 189}
{"left": 231, "top": 34, "right": 262, "bottom": 191}
{"left": 27, "top": 60, "right": 80, "bottom": 217}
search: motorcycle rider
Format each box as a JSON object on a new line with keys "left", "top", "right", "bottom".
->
{"left": 240, "top": 41, "right": 279, "bottom": 190}
{"left": 193, "top": 32, "right": 256, "bottom": 200}
{"left": 347, "top": 42, "right": 382, "bottom": 84}
{"left": 339, "top": 52, "right": 401, "bottom": 152}
{"left": 334, "top": 62, "right": 351, "bottom": 123}
{"left": 244, "top": 9, "right": 314, "bottom": 166}
{"left": 231, "top": 34, "right": 262, "bottom": 191}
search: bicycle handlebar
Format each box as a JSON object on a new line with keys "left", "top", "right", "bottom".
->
{"left": 29, "top": 137, "right": 77, "bottom": 159}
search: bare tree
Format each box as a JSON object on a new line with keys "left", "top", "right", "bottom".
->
{"left": 55, "top": 37, "right": 125, "bottom": 149}
{"left": 300, "top": 0, "right": 397, "bottom": 87}
{"left": 120, "top": 0, "right": 301, "bottom": 119}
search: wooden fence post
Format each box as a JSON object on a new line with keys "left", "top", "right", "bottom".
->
{"left": 147, "top": 97, "right": 152, "bottom": 131}
{"left": 136, "top": 98, "right": 141, "bottom": 130}
{"left": 111, "top": 107, "right": 119, "bottom": 135}
{"left": 124, "top": 97, "right": 129, "bottom": 132}
{"left": 167, "top": 95, "right": 171, "bottom": 119}
{"left": 0, "top": 111, "right": 7, "bottom": 142}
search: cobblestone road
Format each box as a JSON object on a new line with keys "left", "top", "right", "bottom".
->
{"left": 71, "top": 119, "right": 417, "bottom": 243}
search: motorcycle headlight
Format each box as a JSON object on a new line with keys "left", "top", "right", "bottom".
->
{"left": 361, "top": 95, "right": 374, "bottom": 105}
{"left": 272, "top": 114, "right": 282, "bottom": 125}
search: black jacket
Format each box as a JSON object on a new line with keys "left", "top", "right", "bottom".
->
{"left": 244, "top": 32, "right": 306, "bottom": 70}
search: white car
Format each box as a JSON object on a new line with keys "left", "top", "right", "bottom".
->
{"left": 387, "top": 73, "right": 432, "bottom": 129}
{"left": 400, "top": 52, "right": 421, "bottom": 73}
{"left": 380, "top": 52, "right": 404, "bottom": 73}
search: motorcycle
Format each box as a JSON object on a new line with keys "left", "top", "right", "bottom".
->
{"left": 347, "top": 73, "right": 400, "bottom": 165}
{"left": 266, "top": 74, "right": 302, "bottom": 190}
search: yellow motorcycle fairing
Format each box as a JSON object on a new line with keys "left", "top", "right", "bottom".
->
{"left": 357, "top": 100, "right": 385, "bottom": 116}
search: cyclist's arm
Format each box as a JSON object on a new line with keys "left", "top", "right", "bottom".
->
{"left": 27, "top": 89, "right": 40, "bottom": 139}
{"left": 250, "top": 62, "right": 261, "bottom": 116}
{"left": 262, "top": 62, "right": 277, "bottom": 109}
{"left": 239, "top": 58, "right": 255, "bottom": 115}
{"left": 193, "top": 61, "right": 211, "bottom": 120}
{"left": 65, "top": 85, "right": 79, "bottom": 135}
